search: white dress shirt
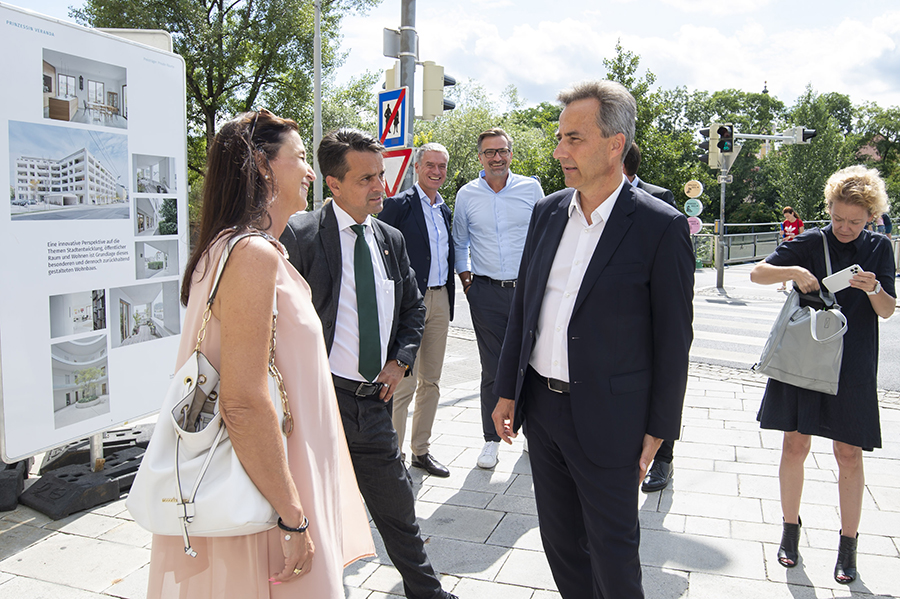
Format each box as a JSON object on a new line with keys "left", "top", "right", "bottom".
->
{"left": 329, "top": 202, "right": 396, "bottom": 381}
{"left": 530, "top": 177, "right": 626, "bottom": 382}
{"left": 415, "top": 183, "right": 450, "bottom": 287}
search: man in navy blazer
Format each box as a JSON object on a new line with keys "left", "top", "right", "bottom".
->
{"left": 280, "top": 129, "right": 456, "bottom": 599}
{"left": 493, "top": 81, "right": 694, "bottom": 598}
{"left": 379, "top": 143, "right": 455, "bottom": 477}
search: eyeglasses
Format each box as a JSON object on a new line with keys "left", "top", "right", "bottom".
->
{"left": 480, "top": 148, "right": 510, "bottom": 159}
{"left": 247, "top": 107, "right": 273, "bottom": 141}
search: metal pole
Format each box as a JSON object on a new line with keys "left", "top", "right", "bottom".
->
{"left": 90, "top": 433, "right": 105, "bottom": 472}
{"left": 313, "top": 0, "right": 323, "bottom": 209}
{"left": 716, "top": 174, "right": 727, "bottom": 289}
{"left": 399, "top": 0, "right": 416, "bottom": 190}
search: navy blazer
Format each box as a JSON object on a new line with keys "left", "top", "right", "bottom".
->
{"left": 637, "top": 180, "right": 676, "bottom": 207}
{"left": 379, "top": 186, "right": 455, "bottom": 320}
{"left": 279, "top": 201, "right": 425, "bottom": 369}
{"left": 494, "top": 183, "right": 694, "bottom": 468}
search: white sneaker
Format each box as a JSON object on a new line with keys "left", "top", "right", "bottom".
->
{"left": 522, "top": 437, "right": 529, "bottom": 453}
{"left": 477, "top": 441, "right": 500, "bottom": 469}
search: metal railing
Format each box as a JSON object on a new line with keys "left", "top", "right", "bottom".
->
{"left": 692, "top": 220, "right": 831, "bottom": 266}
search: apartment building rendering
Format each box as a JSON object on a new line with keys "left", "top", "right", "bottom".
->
{"left": 13, "top": 147, "right": 125, "bottom": 207}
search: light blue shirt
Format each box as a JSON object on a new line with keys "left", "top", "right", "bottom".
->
{"left": 415, "top": 183, "right": 450, "bottom": 287}
{"left": 452, "top": 171, "right": 543, "bottom": 279}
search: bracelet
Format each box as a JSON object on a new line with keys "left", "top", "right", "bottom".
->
{"left": 277, "top": 515, "right": 309, "bottom": 533}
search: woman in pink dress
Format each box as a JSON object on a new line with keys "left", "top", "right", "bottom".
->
{"left": 146, "top": 109, "right": 373, "bottom": 597}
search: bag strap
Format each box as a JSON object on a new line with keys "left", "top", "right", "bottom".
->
{"left": 821, "top": 229, "right": 833, "bottom": 277}
{"left": 194, "top": 231, "right": 268, "bottom": 352}
{"left": 815, "top": 230, "right": 840, "bottom": 309}
{"left": 192, "top": 231, "right": 292, "bottom": 434}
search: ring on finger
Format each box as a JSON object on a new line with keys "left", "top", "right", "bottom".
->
{"left": 293, "top": 567, "right": 303, "bottom": 575}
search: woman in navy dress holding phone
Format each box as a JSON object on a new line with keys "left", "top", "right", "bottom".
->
{"left": 750, "top": 165, "right": 896, "bottom": 584}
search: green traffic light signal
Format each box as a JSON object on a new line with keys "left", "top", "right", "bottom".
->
{"left": 717, "top": 125, "right": 734, "bottom": 153}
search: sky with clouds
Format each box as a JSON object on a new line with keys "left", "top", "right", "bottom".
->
{"left": 21, "top": 0, "right": 900, "bottom": 112}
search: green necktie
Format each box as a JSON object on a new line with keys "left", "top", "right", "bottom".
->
{"left": 351, "top": 224, "right": 381, "bottom": 381}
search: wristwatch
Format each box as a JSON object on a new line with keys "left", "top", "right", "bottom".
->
{"left": 395, "top": 359, "right": 410, "bottom": 371}
{"left": 866, "top": 280, "right": 882, "bottom": 296}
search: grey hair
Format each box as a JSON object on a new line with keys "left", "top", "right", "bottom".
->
{"left": 415, "top": 142, "right": 449, "bottom": 165}
{"left": 557, "top": 80, "right": 636, "bottom": 162}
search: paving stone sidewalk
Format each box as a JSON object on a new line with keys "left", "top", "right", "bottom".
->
{"left": 1, "top": 330, "right": 898, "bottom": 598}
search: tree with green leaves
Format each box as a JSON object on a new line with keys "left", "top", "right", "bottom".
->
{"left": 770, "top": 87, "right": 856, "bottom": 221}
{"left": 158, "top": 198, "right": 178, "bottom": 235}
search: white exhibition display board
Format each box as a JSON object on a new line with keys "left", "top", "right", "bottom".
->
{"left": 0, "top": 3, "right": 188, "bottom": 462}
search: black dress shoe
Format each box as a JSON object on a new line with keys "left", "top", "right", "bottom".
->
{"left": 411, "top": 453, "right": 450, "bottom": 477}
{"left": 641, "top": 460, "right": 673, "bottom": 493}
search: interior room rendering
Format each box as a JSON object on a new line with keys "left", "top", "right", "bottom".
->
{"left": 49, "top": 289, "right": 106, "bottom": 338}
{"left": 109, "top": 281, "right": 180, "bottom": 349}
{"left": 133, "top": 155, "right": 176, "bottom": 193}
{"left": 135, "top": 239, "right": 179, "bottom": 279}
{"left": 50, "top": 333, "right": 111, "bottom": 429}
{"left": 42, "top": 49, "right": 127, "bottom": 129}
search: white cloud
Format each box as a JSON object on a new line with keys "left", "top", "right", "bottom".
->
{"left": 660, "top": 0, "right": 774, "bottom": 16}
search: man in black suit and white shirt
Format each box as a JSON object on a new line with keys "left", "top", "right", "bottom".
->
{"left": 623, "top": 142, "right": 676, "bottom": 207}
{"left": 379, "top": 143, "right": 455, "bottom": 477}
{"left": 280, "top": 128, "right": 457, "bottom": 599}
{"left": 493, "top": 81, "right": 694, "bottom": 598}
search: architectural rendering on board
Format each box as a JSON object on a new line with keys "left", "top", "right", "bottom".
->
{"left": 13, "top": 147, "right": 125, "bottom": 207}
{"left": 43, "top": 49, "right": 127, "bottom": 129}
{"left": 50, "top": 333, "right": 111, "bottom": 429}
{"left": 109, "top": 281, "right": 180, "bottom": 349}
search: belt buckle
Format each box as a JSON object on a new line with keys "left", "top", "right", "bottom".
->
{"left": 502, "top": 280, "right": 516, "bottom": 288}
{"left": 546, "top": 378, "right": 565, "bottom": 394}
{"left": 354, "top": 382, "right": 377, "bottom": 397}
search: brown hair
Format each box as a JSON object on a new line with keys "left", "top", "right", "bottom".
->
{"left": 476, "top": 127, "right": 512, "bottom": 152}
{"left": 181, "top": 109, "right": 299, "bottom": 306}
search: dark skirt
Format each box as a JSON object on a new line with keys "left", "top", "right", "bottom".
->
{"left": 757, "top": 377, "right": 881, "bottom": 451}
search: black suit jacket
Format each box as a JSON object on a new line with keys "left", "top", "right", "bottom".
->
{"left": 279, "top": 201, "right": 425, "bottom": 369}
{"left": 637, "top": 180, "right": 676, "bottom": 207}
{"left": 379, "top": 186, "right": 455, "bottom": 320}
{"left": 494, "top": 183, "right": 694, "bottom": 468}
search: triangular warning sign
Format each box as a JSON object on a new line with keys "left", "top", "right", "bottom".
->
{"left": 382, "top": 148, "right": 413, "bottom": 196}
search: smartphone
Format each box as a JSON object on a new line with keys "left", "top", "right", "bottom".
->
{"left": 822, "top": 264, "right": 861, "bottom": 293}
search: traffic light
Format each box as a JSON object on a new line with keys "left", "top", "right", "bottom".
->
{"left": 782, "top": 126, "right": 817, "bottom": 144}
{"left": 698, "top": 124, "right": 720, "bottom": 168}
{"left": 717, "top": 124, "right": 734, "bottom": 153}
{"left": 422, "top": 61, "right": 456, "bottom": 121}
{"left": 383, "top": 60, "right": 400, "bottom": 90}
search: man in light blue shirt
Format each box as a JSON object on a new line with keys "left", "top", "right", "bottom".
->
{"left": 452, "top": 127, "right": 543, "bottom": 469}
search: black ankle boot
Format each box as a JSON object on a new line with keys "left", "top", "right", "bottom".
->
{"left": 834, "top": 531, "right": 858, "bottom": 584}
{"left": 777, "top": 517, "right": 801, "bottom": 568}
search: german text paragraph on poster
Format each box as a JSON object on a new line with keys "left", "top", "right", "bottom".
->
{"left": 47, "top": 239, "right": 130, "bottom": 275}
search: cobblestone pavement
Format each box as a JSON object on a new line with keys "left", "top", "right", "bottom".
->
{"left": 2, "top": 328, "right": 897, "bottom": 598}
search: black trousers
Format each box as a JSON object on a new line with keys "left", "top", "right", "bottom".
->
{"left": 467, "top": 277, "right": 516, "bottom": 442}
{"left": 654, "top": 438, "right": 675, "bottom": 463}
{"left": 334, "top": 386, "right": 445, "bottom": 599}
{"left": 523, "top": 368, "right": 644, "bottom": 599}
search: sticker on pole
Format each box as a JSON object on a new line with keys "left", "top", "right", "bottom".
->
{"left": 684, "top": 180, "right": 703, "bottom": 198}
{"left": 383, "top": 148, "right": 413, "bottom": 196}
{"left": 684, "top": 198, "right": 703, "bottom": 217}
{"left": 378, "top": 87, "right": 408, "bottom": 149}
{"left": 687, "top": 216, "right": 703, "bottom": 235}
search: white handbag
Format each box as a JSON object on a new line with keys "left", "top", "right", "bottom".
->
{"left": 126, "top": 233, "right": 293, "bottom": 557}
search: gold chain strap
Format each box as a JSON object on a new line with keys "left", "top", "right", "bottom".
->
{"left": 268, "top": 311, "right": 293, "bottom": 437}
{"left": 194, "top": 303, "right": 213, "bottom": 352}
